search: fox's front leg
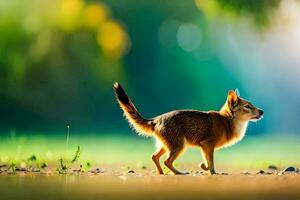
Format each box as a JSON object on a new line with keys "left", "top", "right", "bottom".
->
{"left": 200, "top": 145, "right": 216, "bottom": 175}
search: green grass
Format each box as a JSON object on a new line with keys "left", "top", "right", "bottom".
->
{"left": 0, "top": 131, "right": 299, "bottom": 171}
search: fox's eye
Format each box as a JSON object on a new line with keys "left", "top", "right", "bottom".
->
{"left": 244, "top": 105, "right": 251, "bottom": 109}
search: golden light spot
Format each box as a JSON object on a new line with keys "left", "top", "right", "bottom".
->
{"left": 20, "top": 162, "right": 27, "bottom": 168}
{"left": 58, "top": 0, "right": 83, "bottom": 32}
{"left": 194, "top": 0, "right": 219, "bottom": 18}
{"left": 97, "top": 21, "right": 130, "bottom": 58}
{"left": 83, "top": 2, "right": 109, "bottom": 30}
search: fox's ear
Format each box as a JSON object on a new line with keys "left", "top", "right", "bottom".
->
{"left": 227, "top": 90, "right": 238, "bottom": 108}
{"left": 235, "top": 88, "right": 240, "bottom": 97}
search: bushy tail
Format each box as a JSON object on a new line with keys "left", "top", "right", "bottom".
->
{"left": 113, "top": 82, "right": 154, "bottom": 136}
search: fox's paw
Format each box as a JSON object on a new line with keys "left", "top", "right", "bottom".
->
{"left": 199, "top": 162, "right": 209, "bottom": 171}
{"left": 210, "top": 171, "right": 217, "bottom": 175}
{"left": 156, "top": 171, "right": 164, "bottom": 175}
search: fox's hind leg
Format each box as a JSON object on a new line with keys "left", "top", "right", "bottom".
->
{"left": 164, "top": 148, "right": 188, "bottom": 175}
{"left": 163, "top": 141, "right": 188, "bottom": 175}
{"left": 152, "top": 147, "right": 166, "bottom": 175}
{"left": 156, "top": 129, "right": 187, "bottom": 175}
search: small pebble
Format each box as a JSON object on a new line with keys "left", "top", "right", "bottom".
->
{"left": 284, "top": 166, "right": 296, "bottom": 172}
{"left": 16, "top": 168, "right": 27, "bottom": 172}
{"left": 127, "top": 169, "right": 135, "bottom": 174}
{"left": 256, "top": 170, "right": 273, "bottom": 175}
{"left": 31, "top": 168, "right": 41, "bottom": 172}
{"left": 282, "top": 166, "right": 297, "bottom": 173}
{"left": 95, "top": 168, "right": 101, "bottom": 172}
{"left": 256, "top": 170, "right": 265, "bottom": 174}
{"left": 241, "top": 171, "right": 251, "bottom": 175}
{"left": 91, "top": 168, "right": 104, "bottom": 174}
{"left": 268, "top": 165, "right": 278, "bottom": 170}
{"left": 194, "top": 171, "right": 203, "bottom": 175}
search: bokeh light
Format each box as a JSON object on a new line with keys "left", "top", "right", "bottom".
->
{"left": 83, "top": 2, "right": 109, "bottom": 30}
{"left": 58, "top": 0, "right": 83, "bottom": 32}
{"left": 177, "top": 23, "right": 202, "bottom": 52}
{"left": 158, "top": 20, "right": 180, "bottom": 48}
{"left": 97, "top": 21, "right": 130, "bottom": 58}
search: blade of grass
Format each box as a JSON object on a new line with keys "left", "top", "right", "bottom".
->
{"left": 65, "top": 125, "right": 70, "bottom": 158}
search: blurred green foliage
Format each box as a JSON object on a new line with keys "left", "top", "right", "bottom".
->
{"left": 0, "top": 0, "right": 130, "bottom": 131}
{"left": 0, "top": 0, "right": 297, "bottom": 134}
{"left": 216, "top": 0, "right": 280, "bottom": 26}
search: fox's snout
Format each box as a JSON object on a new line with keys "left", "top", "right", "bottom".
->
{"left": 258, "top": 109, "right": 264, "bottom": 116}
{"left": 253, "top": 109, "right": 264, "bottom": 120}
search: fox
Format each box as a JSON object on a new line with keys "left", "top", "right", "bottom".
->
{"left": 113, "top": 82, "right": 263, "bottom": 175}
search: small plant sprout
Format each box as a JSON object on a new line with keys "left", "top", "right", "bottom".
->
{"left": 66, "top": 125, "right": 70, "bottom": 157}
{"left": 57, "top": 126, "right": 86, "bottom": 174}
{"left": 28, "top": 155, "right": 37, "bottom": 162}
{"left": 57, "top": 146, "right": 82, "bottom": 174}
{"left": 27, "top": 155, "right": 40, "bottom": 170}
{"left": 57, "top": 158, "right": 68, "bottom": 174}
{"left": 71, "top": 146, "right": 81, "bottom": 164}
{"left": 8, "top": 161, "right": 17, "bottom": 174}
{"left": 40, "top": 162, "right": 48, "bottom": 169}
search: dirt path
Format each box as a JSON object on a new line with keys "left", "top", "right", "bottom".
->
{"left": 0, "top": 170, "right": 300, "bottom": 200}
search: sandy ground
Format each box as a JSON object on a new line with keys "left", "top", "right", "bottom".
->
{"left": 0, "top": 135, "right": 299, "bottom": 199}
{"left": 0, "top": 167, "right": 300, "bottom": 200}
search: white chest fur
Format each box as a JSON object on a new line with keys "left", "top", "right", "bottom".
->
{"left": 221, "top": 120, "right": 249, "bottom": 149}
{"left": 234, "top": 120, "right": 248, "bottom": 138}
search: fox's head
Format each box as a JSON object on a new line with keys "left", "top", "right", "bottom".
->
{"left": 223, "top": 89, "right": 264, "bottom": 122}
